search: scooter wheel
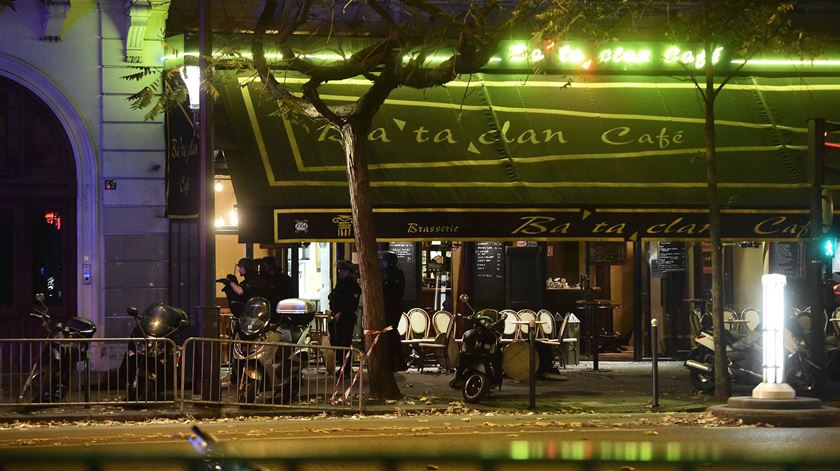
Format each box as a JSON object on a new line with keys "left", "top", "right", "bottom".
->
{"left": 688, "top": 351, "right": 715, "bottom": 393}
{"left": 786, "top": 359, "right": 825, "bottom": 398}
{"left": 463, "top": 372, "right": 489, "bottom": 403}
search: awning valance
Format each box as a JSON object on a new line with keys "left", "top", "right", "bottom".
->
{"left": 216, "top": 72, "right": 840, "bottom": 243}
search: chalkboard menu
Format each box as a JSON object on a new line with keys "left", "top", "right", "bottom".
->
{"left": 388, "top": 242, "right": 418, "bottom": 303}
{"left": 473, "top": 242, "right": 505, "bottom": 301}
{"left": 770, "top": 242, "right": 805, "bottom": 280}
{"left": 588, "top": 242, "right": 626, "bottom": 265}
{"left": 655, "top": 241, "right": 687, "bottom": 272}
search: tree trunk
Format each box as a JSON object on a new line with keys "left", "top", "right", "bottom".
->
{"left": 704, "top": 44, "right": 731, "bottom": 401}
{"left": 341, "top": 118, "right": 402, "bottom": 400}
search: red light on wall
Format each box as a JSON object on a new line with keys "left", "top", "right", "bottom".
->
{"left": 44, "top": 211, "right": 62, "bottom": 230}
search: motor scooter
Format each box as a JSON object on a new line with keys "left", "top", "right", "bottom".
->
{"left": 684, "top": 308, "right": 824, "bottom": 396}
{"left": 232, "top": 297, "right": 314, "bottom": 403}
{"left": 19, "top": 293, "right": 97, "bottom": 403}
{"left": 448, "top": 294, "right": 507, "bottom": 403}
{"left": 122, "top": 303, "right": 189, "bottom": 401}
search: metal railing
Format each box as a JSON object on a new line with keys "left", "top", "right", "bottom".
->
{"left": 1, "top": 337, "right": 366, "bottom": 412}
{"left": 0, "top": 338, "right": 178, "bottom": 407}
{"left": 180, "top": 337, "right": 365, "bottom": 413}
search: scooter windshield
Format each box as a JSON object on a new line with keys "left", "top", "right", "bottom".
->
{"left": 140, "top": 304, "right": 186, "bottom": 337}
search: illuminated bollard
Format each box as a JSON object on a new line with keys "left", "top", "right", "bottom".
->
{"left": 752, "top": 274, "right": 796, "bottom": 399}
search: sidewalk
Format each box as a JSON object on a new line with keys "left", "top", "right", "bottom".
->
{"left": 0, "top": 361, "right": 713, "bottom": 422}
{"left": 386, "top": 361, "right": 715, "bottom": 414}
{"left": 2, "top": 361, "right": 838, "bottom": 423}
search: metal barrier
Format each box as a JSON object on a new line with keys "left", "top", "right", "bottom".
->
{"left": 180, "top": 337, "right": 365, "bottom": 413}
{"left": 0, "top": 338, "right": 178, "bottom": 407}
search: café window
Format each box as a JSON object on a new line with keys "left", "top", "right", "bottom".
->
{"left": 421, "top": 241, "right": 452, "bottom": 310}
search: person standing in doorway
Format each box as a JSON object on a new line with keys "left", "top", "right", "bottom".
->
{"left": 381, "top": 252, "right": 408, "bottom": 372}
{"left": 328, "top": 260, "right": 361, "bottom": 377}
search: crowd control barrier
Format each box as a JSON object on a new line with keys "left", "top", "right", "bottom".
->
{"left": 0, "top": 338, "right": 178, "bottom": 407}
{"left": 180, "top": 337, "right": 365, "bottom": 413}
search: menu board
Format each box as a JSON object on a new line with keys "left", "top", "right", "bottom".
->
{"left": 588, "top": 242, "right": 625, "bottom": 265}
{"left": 473, "top": 242, "right": 505, "bottom": 301}
{"left": 656, "top": 241, "right": 687, "bottom": 272}
{"left": 770, "top": 242, "right": 805, "bottom": 280}
{"left": 388, "top": 242, "right": 418, "bottom": 303}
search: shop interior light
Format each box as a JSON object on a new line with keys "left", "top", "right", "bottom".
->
{"left": 180, "top": 65, "right": 201, "bottom": 110}
{"left": 753, "top": 273, "right": 795, "bottom": 399}
{"left": 214, "top": 217, "right": 225, "bottom": 228}
{"left": 228, "top": 208, "right": 239, "bottom": 226}
{"left": 214, "top": 181, "right": 223, "bottom": 192}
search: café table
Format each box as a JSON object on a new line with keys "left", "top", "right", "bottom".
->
{"left": 575, "top": 299, "right": 621, "bottom": 371}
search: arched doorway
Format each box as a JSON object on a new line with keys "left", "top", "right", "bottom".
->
{"left": 0, "top": 76, "right": 77, "bottom": 338}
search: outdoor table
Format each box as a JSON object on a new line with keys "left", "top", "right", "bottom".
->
{"left": 723, "top": 319, "right": 751, "bottom": 333}
{"left": 576, "top": 299, "right": 621, "bottom": 371}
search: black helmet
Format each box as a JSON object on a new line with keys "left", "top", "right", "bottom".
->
{"left": 237, "top": 258, "right": 255, "bottom": 273}
{"left": 337, "top": 260, "right": 354, "bottom": 272}
{"left": 382, "top": 251, "right": 398, "bottom": 266}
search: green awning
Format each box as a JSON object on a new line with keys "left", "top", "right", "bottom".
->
{"left": 216, "top": 73, "right": 840, "bottom": 242}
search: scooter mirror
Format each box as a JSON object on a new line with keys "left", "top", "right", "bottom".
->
{"left": 126, "top": 307, "right": 139, "bottom": 317}
{"left": 459, "top": 294, "right": 469, "bottom": 302}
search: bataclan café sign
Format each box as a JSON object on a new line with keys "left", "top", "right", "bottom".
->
{"left": 275, "top": 208, "right": 825, "bottom": 242}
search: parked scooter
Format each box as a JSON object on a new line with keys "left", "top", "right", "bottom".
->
{"left": 685, "top": 308, "right": 824, "bottom": 397}
{"left": 19, "top": 293, "right": 97, "bottom": 403}
{"left": 232, "top": 297, "right": 314, "bottom": 403}
{"left": 448, "top": 294, "right": 507, "bottom": 403}
{"left": 122, "top": 303, "right": 189, "bottom": 401}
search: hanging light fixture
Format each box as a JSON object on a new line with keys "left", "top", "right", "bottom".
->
{"left": 180, "top": 65, "right": 201, "bottom": 110}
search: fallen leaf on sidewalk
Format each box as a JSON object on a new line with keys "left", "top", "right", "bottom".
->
{"left": 426, "top": 465, "right": 439, "bottom": 470}
{"left": 644, "top": 430, "right": 658, "bottom": 435}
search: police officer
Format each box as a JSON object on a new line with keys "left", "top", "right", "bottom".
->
{"left": 328, "top": 260, "right": 361, "bottom": 377}
{"left": 381, "top": 252, "right": 408, "bottom": 372}
{"left": 217, "top": 258, "right": 268, "bottom": 317}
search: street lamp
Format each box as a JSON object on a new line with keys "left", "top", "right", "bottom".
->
{"left": 753, "top": 273, "right": 796, "bottom": 399}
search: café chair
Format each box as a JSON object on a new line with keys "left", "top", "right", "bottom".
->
{"left": 741, "top": 307, "right": 761, "bottom": 332}
{"left": 397, "top": 313, "right": 409, "bottom": 339}
{"left": 516, "top": 309, "right": 538, "bottom": 338}
{"left": 499, "top": 309, "right": 519, "bottom": 343}
{"left": 556, "top": 312, "right": 579, "bottom": 368}
{"left": 417, "top": 310, "right": 458, "bottom": 373}
{"left": 431, "top": 310, "right": 453, "bottom": 337}
{"left": 406, "top": 308, "right": 431, "bottom": 340}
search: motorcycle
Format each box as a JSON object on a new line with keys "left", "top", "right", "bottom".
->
{"left": 685, "top": 308, "right": 824, "bottom": 397}
{"left": 122, "top": 303, "right": 189, "bottom": 401}
{"left": 448, "top": 294, "right": 507, "bottom": 403}
{"left": 19, "top": 293, "right": 97, "bottom": 403}
{"left": 233, "top": 297, "right": 314, "bottom": 403}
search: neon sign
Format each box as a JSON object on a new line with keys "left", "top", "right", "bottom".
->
{"left": 502, "top": 41, "right": 725, "bottom": 71}
{"left": 164, "top": 39, "right": 839, "bottom": 74}
{"left": 44, "top": 211, "right": 62, "bottom": 231}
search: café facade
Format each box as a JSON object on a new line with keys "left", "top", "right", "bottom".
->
{"left": 1, "top": 0, "right": 838, "bottom": 363}
{"left": 200, "top": 40, "right": 840, "bottom": 360}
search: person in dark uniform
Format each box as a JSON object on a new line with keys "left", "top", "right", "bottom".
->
{"left": 381, "top": 252, "right": 408, "bottom": 372}
{"left": 258, "top": 256, "right": 294, "bottom": 307}
{"left": 328, "top": 260, "right": 361, "bottom": 377}
{"left": 217, "top": 258, "right": 268, "bottom": 317}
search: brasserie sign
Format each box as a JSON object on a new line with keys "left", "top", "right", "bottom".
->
{"left": 275, "top": 208, "right": 820, "bottom": 242}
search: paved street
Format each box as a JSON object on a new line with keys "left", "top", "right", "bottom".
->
{"left": 1, "top": 411, "right": 840, "bottom": 469}
{"left": 1, "top": 361, "right": 838, "bottom": 469}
